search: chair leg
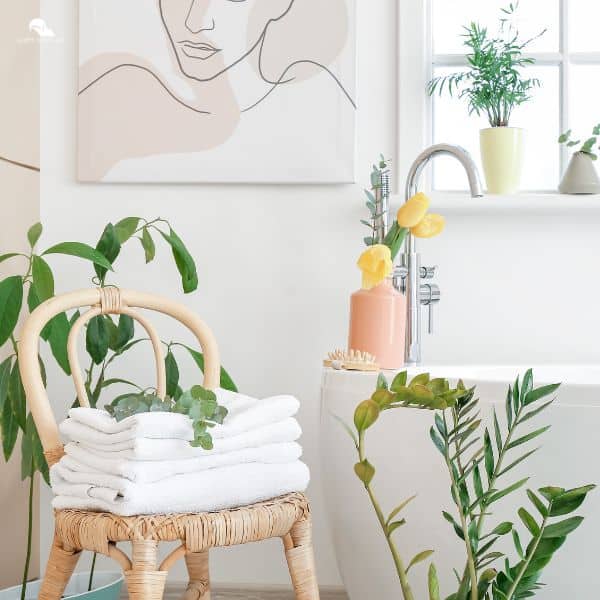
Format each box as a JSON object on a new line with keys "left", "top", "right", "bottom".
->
{"left": 282, "top": 518, "right": 320, "bottom": 600}
{"left": 39, "top": 536, "right": 82, "bottom": 600}
{"left": 183, "top": 551, "right": 210, "bottom": 600}
{"left": 125, "top": 540, "right": 167, "bottom": 600}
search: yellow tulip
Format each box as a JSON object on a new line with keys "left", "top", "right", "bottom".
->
{"left": 397, "top": 192, "right": 430, "bottom": 228}
{"left": 357, "top": 244, "right": 393, "bottom": 290}
{"left": 410, "top": 214, "right": 446, "bottom": 238}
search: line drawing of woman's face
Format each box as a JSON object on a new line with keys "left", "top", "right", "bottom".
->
{"left": 158, "top": 0, "right": 294, "bottom": 82}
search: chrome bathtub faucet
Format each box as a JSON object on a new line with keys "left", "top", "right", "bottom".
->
{"left": 383, "top": 144, "right": 484, "bottom": 366}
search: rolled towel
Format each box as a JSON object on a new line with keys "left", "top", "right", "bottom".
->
{"left": 68, "top": 418, "right": 302, "bottom": 460}
{"left": 51, "top": 461, "right": 310, "bottom": 516}
{"left": 61, "top": 441, "right": 303, "bottom": 483}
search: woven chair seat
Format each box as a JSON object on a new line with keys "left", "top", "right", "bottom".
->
{"left": 55, "top": 492, "right": 310, "bottom": 555}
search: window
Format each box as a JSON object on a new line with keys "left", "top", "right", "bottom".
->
{"left": 398, "top": 0, "right": 600, "bottom": 193}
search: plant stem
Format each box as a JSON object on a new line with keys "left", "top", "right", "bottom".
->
{"left": 88, "top": 553, "right": 97, "bottom": 592}
{"left": 20, "top": 463, "right": 35, "bottom": 600}
{"left": 444, "top": 427, "right": 478, "bottom": 600}
{"left": 505, "top": 512, "right": 549, "bottom": 600}
{"left": 358, "top": 433, "right": 415, "bottom": 600}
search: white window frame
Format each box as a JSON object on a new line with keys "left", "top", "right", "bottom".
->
{"left": 397, "top": 0, "right": 600, "bottom": 194}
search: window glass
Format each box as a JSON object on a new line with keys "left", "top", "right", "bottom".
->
{"left": 569, "top": 65, "right": 600, "bottom": 152}
{"left": 432, "top": 0, "right": 559, "bottom": 55}
{"left": 431, "top": 65, "right": 560, "bottom": 191}
{"left": 570, "top": 0, "right": 600, "bottom": 52}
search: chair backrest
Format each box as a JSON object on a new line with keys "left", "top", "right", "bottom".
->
{"left": 19, "top": 288, "right": 220, "bottom": 464}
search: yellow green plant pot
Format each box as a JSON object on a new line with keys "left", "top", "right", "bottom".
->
{"left": 480, "top": 127, "right": 524, "bottom": 194}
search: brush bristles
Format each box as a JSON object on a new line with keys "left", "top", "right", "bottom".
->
{"left": 323, "top": 348, "right": 379, "bottom": 371}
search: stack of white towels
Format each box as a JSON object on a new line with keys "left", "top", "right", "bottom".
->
{"left": 50, "top": 389, "right": 309, "bottom": 516}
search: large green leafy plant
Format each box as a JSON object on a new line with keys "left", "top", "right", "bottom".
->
{"left": 0, "top": 218, "right": 237, "bottom": 598}
{"left": 341, "top": 370, "right": 594, "bottom": 600}
{"left": 427, "top": 3, "right": 545, "bottom": 128}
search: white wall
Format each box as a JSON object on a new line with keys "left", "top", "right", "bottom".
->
{"left": 39, "top": 0, "right": 600, "bottom": 590}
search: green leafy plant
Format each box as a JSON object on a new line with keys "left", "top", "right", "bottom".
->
{"left": 558, "top": 125, "right": 600, "bottom": 160}
{"left": 0, "top": 218, "right": 237, "bottom": 598}
{"left": 339, "top": 369, "right": 595, "bottom": 600}
{"left": 105, "top": 385, "right": 228, "bottom": 450}
{"left": 427, "top": 3, "right": 546, "bottom": 128}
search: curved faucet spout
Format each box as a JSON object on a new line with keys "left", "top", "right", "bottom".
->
{"left": 405, "top": 143, "right": 484, "bottom": 200}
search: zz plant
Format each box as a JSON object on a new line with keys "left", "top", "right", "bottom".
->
{"left": 0, "top": 218, "right": 236, "bottom": 598}
{"left": 341, "top": 370, "right": 594, "bottom": 600}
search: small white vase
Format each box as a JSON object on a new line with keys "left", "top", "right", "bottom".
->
{"left": 558, "top": 152, "right": 600, "bottom": 194}
{"left": 480, "top": 127, "right": 524, "bottom": 195}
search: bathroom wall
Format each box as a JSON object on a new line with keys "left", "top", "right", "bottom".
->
{"left": 39, "top": 0, "right": 600, "bottom": 589}
{"left": 0, "top": 0, "right": 40, "bottom": 587}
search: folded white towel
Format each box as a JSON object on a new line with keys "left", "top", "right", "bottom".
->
{"left": 51, "top": 461, "right": 310, "bottom": 516}
{"left": 61, "top": 442, "right": 302, "bottom": 483}
{"left": 68, "top": 418, "right": 302, "bottom": 461}
{"left": 65, "top": 407, "right": 194, "bottom": 441}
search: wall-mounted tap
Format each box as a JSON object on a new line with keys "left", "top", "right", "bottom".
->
{"left": 395, "top": 144, "right": 484, "bottom": 365}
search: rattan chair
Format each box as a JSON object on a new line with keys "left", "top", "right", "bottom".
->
{"left": 19, "top": 288, "right": 319, "bottom": 600}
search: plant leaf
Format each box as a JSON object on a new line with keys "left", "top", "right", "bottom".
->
{"left": 0, "top": 276, "right": 23, "bottom": 347}
{"left": 518, "top": 507, "right": 540, "bottom": 536}
{"left": 542, "top": 516, "right": 584, "bottom": 538}
{"left": 27, "top": 223, "right": 43, "bottom": 248}
{"left": 2, "top": 394, "right": 18, "bottom": 460}
{"left": 407, "top": 550, "right": 435, "bottom": 572}
{"left": 48, "top": 312, "right": 72, "bottom": 375}
{"left": 354, "top": 459, "right": 375, "bottom": 485}
{"left": 94, "top": 223, "right": 121, "bottom": 283}
{"left": 159, "top": 228, "right": 198, "bottom": 293}
{"left": 9, "top": 360, "right": 26, "bottom": 431}
{"left": 527, "top": 489, "right": 549, "bottom": 518}
{"left": 86, "top": 315, "right": 109, "bottom": 365}
{"left": 141, "top": 227, "right": 156, "bottom": 263}
{"left": 523, "top": 383, "right": 560, "bottom": 406}
{"left": 177, "top": 344, "right": 238, "bottom": 392}
{"left": 114, "top": 217, "right": 140, "bottom": 243}
{"left": 487, "top": 478, "right": 529, "bottom": 505}
{"left": 428, "top": 564, "right": 440, "bottom": 600}
{"left": 506, "top": 426, "right": 550, "bottom": 450}
{"left": 165, "top": 350, "right": 180, "bottom": 398}
{"left": 387, "top": 494, "right": 417, "bottom": 524}
{"left": 43, "top": 242, "right": 114, "bottom": 271}
{"left": 32, "top": 255, "right": 55, "bottom": 302}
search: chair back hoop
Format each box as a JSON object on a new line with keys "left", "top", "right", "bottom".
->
{"left": 18, "top": 288, "right": 221, "bottom": 455}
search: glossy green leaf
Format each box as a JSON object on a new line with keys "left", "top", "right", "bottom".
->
{"left": 48, "top": 312, "right": 72, "bottom": 375}
{"left": 506, "top": 426, "right": 550, "bottom": 450}
{"left": 43, "top": 242, "right": 114, "bottom": 271}
{"left": 21, "top": 416, "right": 33, "bottom": 480}
{"left": 498, "top": 447, "right": 539, "bottom": 477}
{"left": 86, "top": 315, "right": 109, "bottom": 365}
{"left": 490, "top": 522, "right": 513, "bottom": 536}
{"left": 0, "top": 276, "right": 23, "bottom": 347}
{"left": 32, "top": 255, "right": 54, "bottom": 302}
{"left": 442, "top": 510, "right": 464, "bottom": 540}
{"left": 407, "top": 549, "right": 434, "bottom": 572}
{"left": 354, "top": 400, "right": 380, "bottom": 432}
{"left": 9, "top": 361, "right": 26, "bottom": 430}
{"left": 549, "top": 485, "right": 596, "bottom": 517}
{"left": 0, "top": 253, "right": 21, "bottom": 265}
{"left": 27, "top": 286, "right": 51, "bottom": 341}
{"left": 114, "top": 217, "right": 140, "bottom": 243}
{"left": 512, "top": 529, "right": 524, "bottom": 559}
{"left": 484, "top": 429, "right": 494, "bottom": 482}
{"left": 165, "top": 351, "right": 180, "bottom": 398}
{"left": 390, "top": 371, "right": 408, "bottom": 391}
{"left": 1, "top": 392, "right": 18, "bottom": 460}
{"left": 523, "top": 383, "right": 560, "bottom": 406}
{"left": 27, "top": 223, "right": 43, "bottom": 248}
{"left": 410, "top": 372, "right": 430, "bottom": 387}
{"left": 487, "top": 478, "right": 529, "bottom": 505}
{"left": 159, "top": 228, "right": 198, "bottom": 293}
{"left": 492, "top": 408, "right": 502, "bottom": 453}
{"left": 539, "top": 486, "right": 565, "bottom": 501}
{"left": 94, "top": 223, "right": 121, "bottom": 282}
{"left": 141, "top": 227, "right": 156, "bottom": 263}
{"left": 518, "top": 507, "right": 540, "bottom": 536}
{"left": 527, "top": 489, "right": 549, "bottom": 518}
{"left": 428, "top": 564, "right": 440, "bottom": 600}
{"left": 387, "top": 494, "right": 417, "bottom": 524}
{"left": 179, "top": 344, "right": 238, "bottom": 392}
{"left": 0, "top": 357, "right": 12, "bottom": 413}
{"left": 542, "top": 516, "right": 584, "bottom": 538}
{"left": 387, "top": 519, "right": 406, "bottom": 536}
{"left": 376, "top": 373, "right": 388, "bottom": 390}
{"left": 116, "top": 314, "right": 134, "bottom": 350}
{"left": 354, "top": 459, "right": 375, "bottom": 485}
{"left": 430, "top": 426, "right": 445, "bottom": 455}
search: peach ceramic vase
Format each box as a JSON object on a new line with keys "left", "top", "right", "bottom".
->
{"left": 348, "top": 278, "right": 407, "bottom": 369}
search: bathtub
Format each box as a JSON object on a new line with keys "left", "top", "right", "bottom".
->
{"left": 320, "top": 365, "right": 600, "bottom": 600}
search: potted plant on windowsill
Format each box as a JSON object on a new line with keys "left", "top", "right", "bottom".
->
{"left": 428, "top": 3, "right": 546, "bottom": 195}
{"left": 0, "top": 219, "right": 236, "bottom": 600}
{"left": 558, "top": 126, "right": 600, "bottom": 194}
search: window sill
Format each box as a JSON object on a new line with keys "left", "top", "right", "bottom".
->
{"left": 430, "top": 191, "right": 600, "bottom": 215}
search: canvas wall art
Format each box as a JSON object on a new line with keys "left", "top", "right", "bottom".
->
{"left": 78, "top": 0, "right": 356, "bottom": 183}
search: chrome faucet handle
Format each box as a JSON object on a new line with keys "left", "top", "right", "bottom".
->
{"left": 420, "top": 283, "right": 441, "bottom": 334}
{"left": 392, "top": 265, "right": 409, "bottom": 293}
{"left": 420, "top": 265, "right": 437, "bottom": 280}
